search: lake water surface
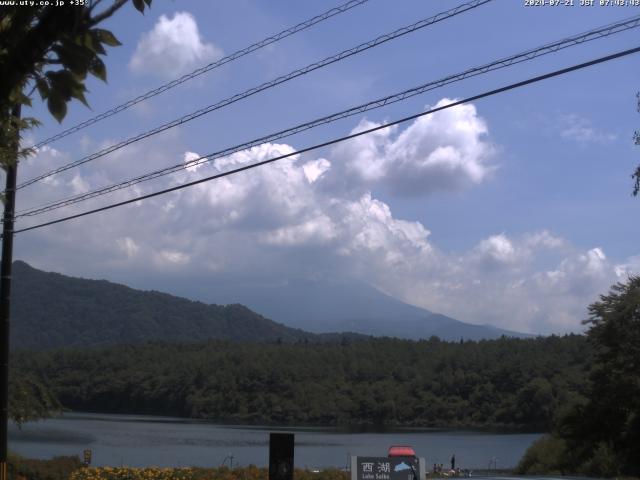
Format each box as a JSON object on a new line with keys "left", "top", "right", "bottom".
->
{"left": 9, "top": 413, "right": 541, "bottom": 470}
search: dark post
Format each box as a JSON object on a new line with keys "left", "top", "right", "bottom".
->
{"left": 0, "top": 104, "right": 21, "bottom": 480}
{"left": 269, "top": 433, "right": 294, "bottom": 480}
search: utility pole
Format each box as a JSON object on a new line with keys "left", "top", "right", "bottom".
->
{"left": 0, "top": 104, "right": 21, "bottom": 480}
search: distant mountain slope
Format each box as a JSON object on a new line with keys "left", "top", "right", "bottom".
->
{"left": 10, "top": 261, "right": 530, "bottom": 351}
{"left": 192, "top": 277, "right": 532, "bottom": 341}
{"left": 10, "top": 261, "right": 324, "bottom": 350}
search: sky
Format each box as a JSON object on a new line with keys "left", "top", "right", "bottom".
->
{"left": 6, "top": 0, "right": 640, "bottom": 335}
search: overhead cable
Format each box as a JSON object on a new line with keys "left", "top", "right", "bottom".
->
{"left": 12, "top": 45, "right": 640, "bottom": 235}
{"left": 31, "top": 0, "right": 372, "bottom": 149}
{"left": 15, "top": 14, "right": 640, "bottom": 219}
{"left": 17, "top": 0, "right": 493, "bottom": 190}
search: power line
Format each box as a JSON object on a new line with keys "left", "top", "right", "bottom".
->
{"left": 12, "top": 45, "right": 640, "bottom": 236}
{"left": 31, "top": 0, "right": 372, "bottom": 150}
{"left": 17, "top": 0, "right": 493, "bottom": 190}
{"left": 15, "top": 14, "right": 640, "bottom": 219}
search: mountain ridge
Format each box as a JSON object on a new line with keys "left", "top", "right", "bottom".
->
{"left": 10, "top": 260, "right": 330, "bottom": 350}
{"left": 10, "top": 261, "right": 530, "bottom": 351}
{"left": 187, "top": 275, "right": 532, "bottom": 340}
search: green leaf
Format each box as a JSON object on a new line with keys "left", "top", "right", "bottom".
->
{"left": 46, "top": 70, "right": 81, "bottom": 100}
{"left": 132, "top": 0, "right": 145, "bottom": 13}
{"left": 72, "top": 91, "right": 89, "bottom": 108}
{"left": 53, "top": 41, "right": 94, "bottom": 77}
{"left": 21, "top": 117, "right": 41, "bottom": 129}
{"left": 47, "top": 93, "right": 67, "bottom": 123}
{"left": 9, "top": 89, "right": 31, "bottom": 107}
{"left": 92, "top": 28, "right": 121, "bottom": 47}
{"left": 84, "top": 31, "right": 106, "bottom": 55}
{"left": 88, "top": 56, "right": 107, "bottom": 82}
{"left": 71, "top": 69, "right": 87, "bottom": 82}
{"left": 35, "top": 77, "right": 50, "bottom": 100}
{"left": 70, "top": 83, "right": 90, "bottom": 108}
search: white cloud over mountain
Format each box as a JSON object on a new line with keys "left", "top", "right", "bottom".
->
{"left": 129, "top": 12, "right": 223, "bottom": 80}
{"left": 13, "top": 102, "right": 638, "bottom": 335}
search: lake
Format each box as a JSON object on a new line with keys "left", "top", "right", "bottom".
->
{"left": 9, "top": 412, "right": 541, "bottom": 470}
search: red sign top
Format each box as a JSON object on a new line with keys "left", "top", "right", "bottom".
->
{"left": 387, "top": 446, "right": 416, "bottom": 458}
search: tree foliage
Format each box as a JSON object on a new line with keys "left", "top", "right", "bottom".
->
{"left": 15, "top": 334, "right": 590, "bottom": 431}
{"left": 519, "top": 276, "right": 640, "bottom": 477}
{"left": 1, "top": 0, "right": 151, "bottom": 425}
{"left": 0, "top": 0, "right": 152, "bottom": 169}
{"left": 8, "top": 370, "right": 60, "bottom": 426}
{"left": 515, "top": 434, "right": 569, "bottom": 475}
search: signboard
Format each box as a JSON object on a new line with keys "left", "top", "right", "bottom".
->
{"left": 351, "top": 456, "right": 425, "bottom": 480}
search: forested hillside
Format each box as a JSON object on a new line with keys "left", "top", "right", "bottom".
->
{"left": 16, "top": 335, "right": 590, "bottom": 431}
{"left": 11, "top": 261, "right": 327, "bottom": 349}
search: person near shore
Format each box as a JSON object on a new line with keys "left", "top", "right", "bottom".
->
{"left": 451, "top": 455, "right": 455, "bottom": 471}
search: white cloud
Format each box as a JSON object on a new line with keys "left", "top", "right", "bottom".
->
{"left": 12, "top": 102, "right": 640, "bottom": 336}
{"left": 614, "top": 255, "right": 640, "bottom": 280}
{"left": 129, "top": 12, "right": 223, "bottom": 79}
{"left": 523, "top": 230, "right": 565, "bottom": 250}
{"left": 116, "top": 237, "right": 139, "bottom": 258}
{"left": 338, "top": 193, "right": 431, "bottom": 259}
{"left": 70, "top": 173, "right": 89, "bottom": 194}
{"left": 560, "top": 113, "right": 617, "bottom": 144}
{"left": 302, "top": 158, "right": 331, "bottom": 184}
{"left": 329, "top": 99, "right": 494, "bottom": 195}
{"left": 184, "top": 151, "right": 203, "bottom": 173}
{"left": 157, "top": 250, "right": 190, "bottom": 266}
{"left": 260, "top": 215, "right": 337, "bottom": 246}
{"left": 474, "top": 234, "right": 517, "bottom": 265}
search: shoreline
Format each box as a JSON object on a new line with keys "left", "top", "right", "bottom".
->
{"left": 48, "top": 410, "right": 547, "bottom": 435}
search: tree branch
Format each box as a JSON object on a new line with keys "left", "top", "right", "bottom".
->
{"left": 88, "top": 0, "right": 106, "bottom": 14}
{"left": 88, "top": 0, "right": 129, "bottom": 27}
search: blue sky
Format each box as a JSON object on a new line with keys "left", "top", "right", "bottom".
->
{"left": 10, "top": 0, "right": 640, "bottom": 334}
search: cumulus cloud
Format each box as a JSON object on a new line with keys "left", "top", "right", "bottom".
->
{"left": 329, "top": 99, "right": 494, "bottom": 195}
{"left": 302, "top": 158, "right": 331, "bottom": 184}
{"left": 473, "top": 234, "right": 517, "bottom": 266}
{"left": 12, "top": 102, "right": 639, "bottom": 335}
{"left": 129, "top": 12, "right": 223, "bottom": 79}
{"left": 184, "top": 151, "right": 203, "bottom": 173}
{"left": 260, "top": 215, "right": 336, "bottom": 247}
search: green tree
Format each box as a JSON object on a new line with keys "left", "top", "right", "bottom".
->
{"left": 0, "top": 0, "right": 152, "bottom": 424}
{"left": 8, "top": 373, "right": 60, "bottom": 426}
{"left": 0, "top": 0, "right": 152, "bottom": 168}
{"left": 525, "top": 277, "right": 640, "bottom": 476}
{"left": 575, "top": 276, "right": 640, "bottom": 475}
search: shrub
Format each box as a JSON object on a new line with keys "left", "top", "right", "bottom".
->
{"left": 515, "top": 434, "right": 567, "bottom": 475}
{"left": 580, "top": 442, "right": 620, "bottom": 478}
{"left": 8, "top": 453, "right": 83, "bottom": 480}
